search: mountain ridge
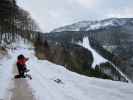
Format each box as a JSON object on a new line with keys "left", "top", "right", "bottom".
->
{"left": 52, "top": 18, "right": 133, "bottom": 32}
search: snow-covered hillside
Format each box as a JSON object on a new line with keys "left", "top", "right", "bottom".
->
{"left": 78, "top": 37, "right": 107, "bottom": 68}
{"left": 78, "top": 37, "right": 131, "bottom": 82}
{"left": 52, "top": 18, "right": 133, "bottom": 32}
{"left": 0, "top": 42, "right": 133, "bottom": 100}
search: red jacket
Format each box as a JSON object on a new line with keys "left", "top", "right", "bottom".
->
{"left": 17, "top": 58, "right": 28, "bottom": 65}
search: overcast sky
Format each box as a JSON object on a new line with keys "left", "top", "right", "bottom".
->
{"left": 17, "top": 0, "right": 133, "bottom": 32}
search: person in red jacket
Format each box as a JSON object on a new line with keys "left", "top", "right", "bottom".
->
{"left": 16, "top": 54, "right": 29, "bottom": 77}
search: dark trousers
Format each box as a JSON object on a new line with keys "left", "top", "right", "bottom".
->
{"left": 17, "top": 63, "right": 25, "bottom": 76}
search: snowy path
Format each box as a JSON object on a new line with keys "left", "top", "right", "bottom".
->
{"left": 0, "top": 48, "right": 36, "bottom": 100}
{"left": 10, "top": 79, "right": 35, "bottom": 100}
{"left": 0, "top": 46, "right": 133, "bottom": 100}
{"left": 10, "top": 65, "right": 35, "bottom": 100}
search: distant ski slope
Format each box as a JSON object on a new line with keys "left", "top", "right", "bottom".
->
{"left": 78, "top": 37, "right": 131, "bottom": 82}
{"left": 78, "top": 37, "right": 107, "bottom": 68}
{"left": 0, "top": 41, "right": 133, "bottom": 100}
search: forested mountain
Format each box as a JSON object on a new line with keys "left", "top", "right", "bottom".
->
{"left": 46, "top": 18, "right": 133, "bottom": 82}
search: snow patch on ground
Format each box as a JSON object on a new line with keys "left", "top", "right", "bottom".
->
{"left": 78, "top": 37, "right": 107, "bottom": 68}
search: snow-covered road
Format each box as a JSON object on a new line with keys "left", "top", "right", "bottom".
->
{"left": 0, "top": 43, "right": 133, "bottom": 100}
